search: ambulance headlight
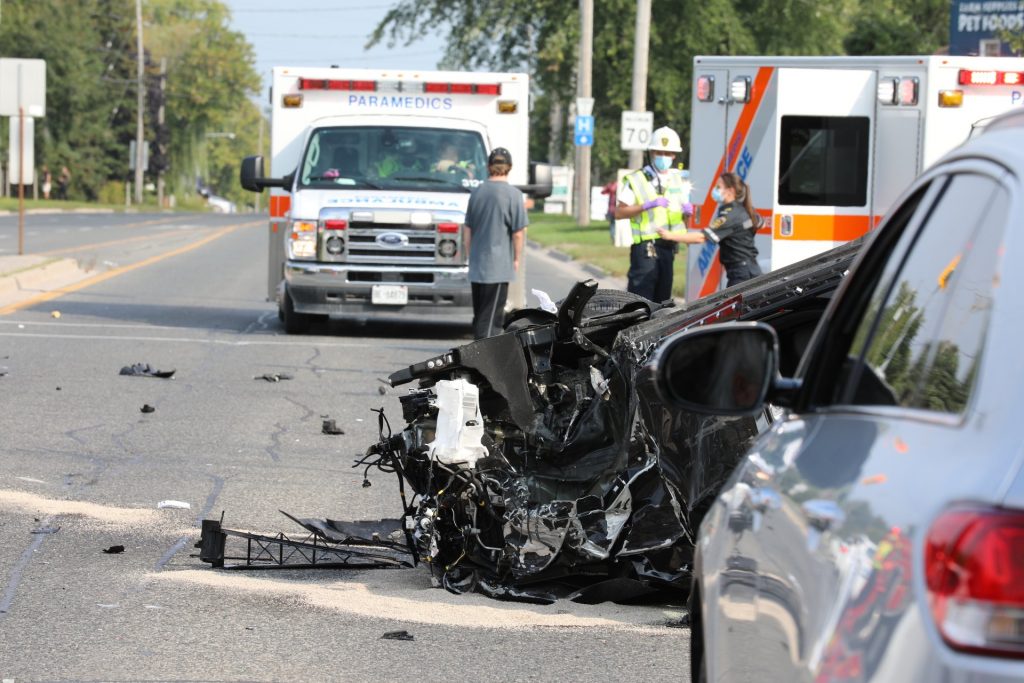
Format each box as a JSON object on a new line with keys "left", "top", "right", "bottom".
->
{"left": 289, "top": 220, "right": 317, "bottom": 260}
{"left": 438, "top": 239, "right": 457, "bottom": 258}
{"left": 325, "top": 235, "right": 345, "bottom": 255}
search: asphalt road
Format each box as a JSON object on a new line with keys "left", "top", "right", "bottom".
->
{"left": 0, "top": 212, "right": 689, "bottom": 682}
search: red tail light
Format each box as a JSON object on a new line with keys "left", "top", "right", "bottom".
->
{"left": 925, "top": 506, "right": 1024, "bottom": 659}
{"left": 323, "top": 219, "right": 347, "bottom": 230}
{"left": 436, "top": 222, "right": 459, "bottom": 234}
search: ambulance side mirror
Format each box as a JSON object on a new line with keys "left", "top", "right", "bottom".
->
{"left": 519, "top": 162, "right": 553, "bottom": 199}
{"left": 240, "top": 155, "right": 289, "bottom": 193}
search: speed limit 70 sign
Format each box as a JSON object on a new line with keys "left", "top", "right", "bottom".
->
{"left": 621, "top": 110, "right": 653, "bottom": 151}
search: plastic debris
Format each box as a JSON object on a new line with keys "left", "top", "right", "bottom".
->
{"left": 381, "top": 630, "right": 414, "bottom": 641}
{"left": 31, "top": 526, "right": 60, "bottom": 535}
{"left": 120, "top": 363, "right": 175, "bottom": 379}
{"left": 254, "top": 372, "right": 293, "bottom": 382}
{"left": 157, "top": 500, "right": 190, "bottom": 510}
{"left": 103, "top": 545, "right": 125, "bottom": 554}
{"left": 531, "top": 288, "right": 558, "bottom": 313}
{"left": 322, "top": 419, "right": 345, "bottom": 435}
{"left": 140, "top": 404, "right": 155, "bottom": 413}
{"left": 50, "top": 310, "right": 61, "bottom": 319}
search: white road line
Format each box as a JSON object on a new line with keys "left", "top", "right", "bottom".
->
{"left": 0, "top": 330, "right": 450, "bottom": 351}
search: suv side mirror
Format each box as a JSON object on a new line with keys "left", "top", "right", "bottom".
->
{"left": 650, "top": 322, "right": 783, "bottom": 416}
{"left": 518, "top": 162, "right": 553, "bottom": 199}
{"left": 240, "top": 155, "right": 290, "bottom": 193}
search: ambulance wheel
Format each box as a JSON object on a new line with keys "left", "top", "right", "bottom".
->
{"left": 281, "top": 289, "right": 313, "bottom": 335}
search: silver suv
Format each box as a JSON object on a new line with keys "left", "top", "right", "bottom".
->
{"left": 654, "top": 108, "right": 1024, "bottom": 681}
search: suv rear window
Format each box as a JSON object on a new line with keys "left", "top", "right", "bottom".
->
{"left": 778, "top": 115, "right": 870, "bottom": 207}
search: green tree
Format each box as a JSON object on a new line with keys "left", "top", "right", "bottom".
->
{"left": 844, "top": 0, "right": 949, "bottom": 55}
{"left": 0, "top": 0, "right": 139, "bottom": 199}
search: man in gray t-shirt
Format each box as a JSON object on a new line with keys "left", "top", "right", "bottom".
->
{"left": 463, "top": 147, "right": 528, "bottom": 339}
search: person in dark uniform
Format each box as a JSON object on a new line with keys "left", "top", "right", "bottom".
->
{"left": 660, "top": 171, "right": 762, "bottom": 288}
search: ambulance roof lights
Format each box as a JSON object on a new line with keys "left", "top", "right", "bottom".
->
{"left": 938, "top": 90, "right": 964, "bottom": 108}
{"left": 423, "top": 82, "right": 501, "bottom": 95}
{"left": 299, "top": 78, "right": 376, "bottom": 92}
{"left": 729, "top": 76, "right": 751, "bottom": 104}
{"left": 282, "top": 94, "right": 303, "bottom": 108}
{"left": 957, "top": 69, "right": 1023, "bottom": 86}
{"left": 898, "top": 77, "right": 919, "bottom": 106}
{"left": 877, "top": 78, "right": 898, "bottom": 105}
{"left": 696, "top": 75, "right": 715, "bottom": 102}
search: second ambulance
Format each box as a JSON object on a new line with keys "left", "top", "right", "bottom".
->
{"left": 686, "top": 55, "right": 1024, "bottom": 301}
{"left": 241, "top": 67, "right": 545, "bottom": 333}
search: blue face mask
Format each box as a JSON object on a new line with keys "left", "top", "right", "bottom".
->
{"left": 652, "top": 155, "right": 673, "bottom": 171}
{"left": 711, "top": 187, "right": 724, "bottom": 203}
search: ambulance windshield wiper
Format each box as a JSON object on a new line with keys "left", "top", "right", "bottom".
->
{"left": 390, "top": 174, "right": 462, "bottom": 185}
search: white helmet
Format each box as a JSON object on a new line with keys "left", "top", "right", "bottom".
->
{"left": 649, "top": 126, "right": 683, "bottom": 153}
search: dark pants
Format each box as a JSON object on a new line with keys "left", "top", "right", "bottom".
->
{"left": 724, "top": 260, "right": 762, "bottom": 288}
{"left": 627, "top": 240, "right": 676, "bottom": 303}
{"left": 471, "top": 282, "right": 509, "bottom": 339}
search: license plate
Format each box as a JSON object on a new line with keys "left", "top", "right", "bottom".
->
{"left": 371, "top": 284, "right": 408, "bottom": 305}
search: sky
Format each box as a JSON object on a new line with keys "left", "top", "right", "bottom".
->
{"left": 222, "top": 1, "right": 448, "bottom": 97}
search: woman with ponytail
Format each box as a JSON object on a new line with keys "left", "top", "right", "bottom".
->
{"left": 659, "top": 171, "right": 762, "bottom": 287}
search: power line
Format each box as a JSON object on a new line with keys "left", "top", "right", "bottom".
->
{"left": 233, "top": 4, "right": 397, "bottom": 12}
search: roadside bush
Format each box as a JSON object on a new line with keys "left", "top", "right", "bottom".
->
{"left": 97, "top": 181, "right": 125, "bottom": 206}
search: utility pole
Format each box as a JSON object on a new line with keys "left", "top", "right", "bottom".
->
{"left": 628, "top": 0, "right": 652, "bottom": 169}
{"left": 574, "top": 0, "right": 593, "bottom": 226}
{"left": 157, "top": 57, "right": 166, "bottom": 208}
{"left": 134, "top": 0, "right": 144, "bottom": 205}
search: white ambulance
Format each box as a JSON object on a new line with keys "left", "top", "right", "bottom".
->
{"left": 685, "top": 55, "right": 1024, "bottom": 301}
{"left": 241, "top": 67, "right": 546, "bottom": 333}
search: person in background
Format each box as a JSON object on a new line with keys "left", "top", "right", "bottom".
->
{"left": 463, "top": 147, "right": 528, "bottom": 339}
{"left": 601, "top": 177, "right": 617, "bottom": 242}
{"left": 56, "top": 165, "right": 70, "bottom": 200}
{"left": 615, "top": 126, "right": 703, "bottom": 302}
{"left": 41, "top": 166, "right": 52, "bottom": 200}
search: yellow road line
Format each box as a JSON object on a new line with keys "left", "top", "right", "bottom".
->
{"left": 0, "top": 224, "right": 242, "bottom": 315}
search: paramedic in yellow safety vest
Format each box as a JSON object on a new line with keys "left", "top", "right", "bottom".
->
{"left": 615, "top": 126, "right": 705, "bottom": 303}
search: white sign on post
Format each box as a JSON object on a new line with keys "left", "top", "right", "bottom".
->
{"left": 576, "top": 97, "right": 595, "bottom": 117}
{"left": 621, "top": 110, "right": 654, "bottom": 151}
{"left": 7, "top": 116, "right": 35, "bottom": 185}
{"left": 0, "top": 58, "right": 47, "bottom": 117}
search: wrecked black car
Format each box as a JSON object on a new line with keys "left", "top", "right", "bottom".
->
{"left": 199, "top": 242, "right": 859, "bottom": 604}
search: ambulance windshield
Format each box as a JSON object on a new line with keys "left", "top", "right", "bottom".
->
{"left": 299, "top": 126, "right": 488, "bottom": 192}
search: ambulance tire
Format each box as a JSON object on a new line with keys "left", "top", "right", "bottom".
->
{"left": 281, "top": 288, "right": 313, "bottom": 335}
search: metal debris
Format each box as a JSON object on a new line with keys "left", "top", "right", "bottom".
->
{"left": 103, "top": 545, "right": 125, "bottom": 554}
{"left": 141, "top": 404, "right": 155, "bottom": 413}
{"left": 322, "top": 419, "right": 345, "bottom": 435}
{"left": 120, "top": 363, "right": 176, "bottom": 379}
{"left": 254, "top": 372, "right": 294, "bottom": 382}
{"left": 381, "top": 630, "right": 414, "bottom": 641}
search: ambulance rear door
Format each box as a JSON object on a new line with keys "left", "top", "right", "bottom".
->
{"left": 771, "top": 68, "right": 877, "bottom": 270}
{"left": 686, "top": 63, "right": 778, "bottom": 301}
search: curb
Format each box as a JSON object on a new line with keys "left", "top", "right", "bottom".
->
{"left": 0, "top": 257, "right": 83, "bottom": 298}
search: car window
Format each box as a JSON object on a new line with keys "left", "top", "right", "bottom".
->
{"left": 842, "top": 172, "right": 1007, "bottom": 413}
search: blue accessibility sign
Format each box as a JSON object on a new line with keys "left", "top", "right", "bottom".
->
{"left": 574, "top": 115, "right": 594, "bottom": 147}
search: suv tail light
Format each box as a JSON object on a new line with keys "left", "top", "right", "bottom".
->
{"left": 925, "top": 505, "right": 1024, "bottom": 659}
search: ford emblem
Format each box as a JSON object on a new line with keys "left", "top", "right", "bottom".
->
{"left": 376, "top": 232, "right": 409, "bottom": 248}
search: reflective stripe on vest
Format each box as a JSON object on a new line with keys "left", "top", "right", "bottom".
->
{"left": 625, "top": 170, "right": 688, "bottom": 244}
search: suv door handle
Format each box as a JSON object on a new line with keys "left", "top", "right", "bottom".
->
{"left": 802, "top": 499, "right": 845, "bottom": 531}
